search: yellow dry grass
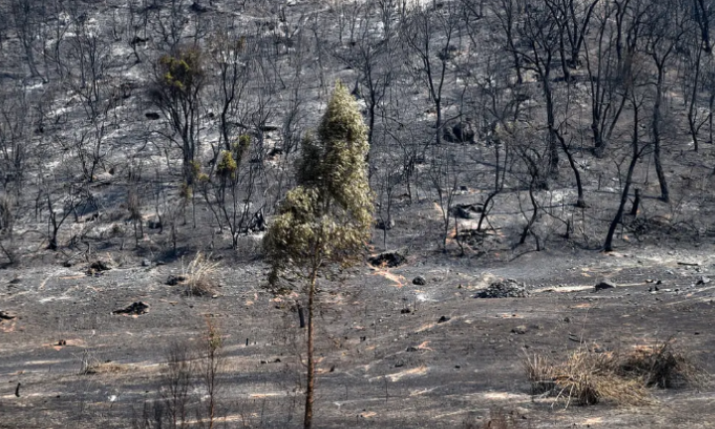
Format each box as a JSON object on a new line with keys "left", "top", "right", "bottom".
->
{"left": 525, "top": 338, "right": 707, "bottom": 408}
{"left": 182, "top": 252, "right": 220, "bottom": 296}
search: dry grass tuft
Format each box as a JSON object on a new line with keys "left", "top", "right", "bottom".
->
{"left": 552, "top": 349, "right": 649, "bottom": 406}
{"left": 525, "top": 338, "right": 707, "bottom": 408}
{"left": 524, "top": 352, "right": 556, "bottom": 395}
{"left": 617, "top": 338, "right": 707, "bottom": 389}
{"left": 182, "top": 252, "right": 220, "bottom": 297}
{"left": 525, "top": 349, "right": 649, "bottom": 407}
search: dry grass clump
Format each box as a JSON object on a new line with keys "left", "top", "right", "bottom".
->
{"left": 182, "top": 252, "right": 220, "bottom": 297}
{"left": 617, "top": 339, "right": 706, "bottom": 389}
{"left": 524, "top": 338, "right": 705, "bottom": 407}
{"left": 552, "top": 350, "right": 649, "bottom": 407}
{"left": 524, "top": 348, "right": 636, "bottom": 406}
{"left": 524, "top": 352, "right": 556, "bottom": 395}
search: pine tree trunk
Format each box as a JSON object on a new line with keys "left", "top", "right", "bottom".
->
{"left": 304, "top": 267, "right": 318, "bottom": 429}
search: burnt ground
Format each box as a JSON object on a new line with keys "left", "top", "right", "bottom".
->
{"left": 1, "top": 0, "right": 715, "bottom": 427}
{"left": 1, "top": 243, "right": 715, "bottom": 429}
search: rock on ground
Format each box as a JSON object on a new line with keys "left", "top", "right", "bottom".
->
{"left": 475, "top": 279, "right": 529, "bottom": 298}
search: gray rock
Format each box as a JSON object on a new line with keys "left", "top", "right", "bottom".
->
{"left": 166, "top": 275, "right": 187, "bottom": 286}
{"left": 475, "top": 279, "right": 529, "bottom": 298}
{"left": 413, "top": 276, "right": 426, "bottom": 286}
{"left": 594, "top": 279, "right": 617, "bottom": 291}
{"left": 369, "top": 247, "right": 408, "bottom": 268}
{"left": 112, "top": 302, "right": 149, "bottom": 315}
{"left": 451, "top": 205, "right": 472, "bottom": 219}
{"left": 511, "top": 325, "right": 528, "bottom": 334}
{"left": 443, "top": 122, "right": 476, "bottom": 143}
{"left": 190, "top": 1, "right": 209, "bottom": 13}
{"left": 375, "top": 218, "right": 395, "bottom": 230}
{"left": 89, "top": 260, "right": 112, "bottom": 273}
{"left": 142, "top": 259, "right": 151, "bottom": 267}
{"left": 450, "top": 204, "right": 482, "bottom": 220}
{"left": 0, "top": 310, "right": 17, "bottom": 320}
{"left": 697, "top": 276, "right": 711, "bottom": 285}
{"left": 260, "top": 123, "right": 280, "bottom": 132}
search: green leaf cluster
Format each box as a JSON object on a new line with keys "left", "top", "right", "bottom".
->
{"left": 216, "top": 150, "right": 237, "bottom": 180}
{"left": 233, "top": 134, "right": 251, "bottom": 165}
{"left": 158, "top": 47, "right": 203, "bottom": 94}
{"left": 264, "top": 81, "right": 373, "bottom": 288}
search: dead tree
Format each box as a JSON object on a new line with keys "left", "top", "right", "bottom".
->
{"left": 514, "top": 3, "right": 562, "bottom": 180}
{"left": 583, "top": 1, "right": 629, "bottom": 157}
{"left": 604, "top": 82, "right": 649, "bottom": 251}
{"left": 330, "top": 2, "right": 394, "bottom": 147}
{"left": 403, "top": 2, "right": 459, "bottom": 147}
{"left": 642, "top": 1, "right": 686, "bottom": 203}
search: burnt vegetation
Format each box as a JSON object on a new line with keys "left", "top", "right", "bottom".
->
{"left": 2, "top": 0, "right": 715, "bottom": 427}
{"left": 0, "top": 0, "right": 714, "bottom": 261}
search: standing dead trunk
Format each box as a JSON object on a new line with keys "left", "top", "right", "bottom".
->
{"left": 555, "top": 130, "right": 586, "bottom": 207}
{"left": 652, "top": 68, "right": 669, "bottom": 202}
{"left": 605, "top": 95, "right": 642, "bottom": 252}
{"left": 303, "top": 266, "right": 318, "bottom": 429}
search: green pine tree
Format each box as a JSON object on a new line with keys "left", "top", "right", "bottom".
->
{"left": 263, "top": 81, "right": 373, "bottom": 429}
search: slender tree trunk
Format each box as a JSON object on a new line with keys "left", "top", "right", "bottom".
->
{"left": 604, "top": 154, "right": 637, "bottom": 251}
{"left": 653, "top": 68, "right": 669, "bottom": 202}
{"left": 519, "top": 183, "right": 540, "bottom": 249}
{"left": 304, "top": 266, "right": 318, "bottom": 429}
{"left": 558, "top": 29, "right": 572, "bottom": 82}
{"left": 557, "top": 133, "right": 586, "bottom": 207}
{"left": 605, "top": 99, "right": 640, "bottom": 251}
{"left": 477, "top": 140, "right": 504, "bottom": 231}
{"left": 695, "top": 0, "right": 712, "bottom": 53}
{"left": 543, "top": 78, "right": 560, "bottom": 179}
{"left": 687, "top": 44, "right": 703, "bottom": 152}
{"left": 709, "top": 91, "right": 715, "bottom": 144}
{"left": 435, "top": 97, "right": 442, "bottom": 146}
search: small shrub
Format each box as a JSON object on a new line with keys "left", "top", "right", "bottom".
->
{"left": 182, "top": 252, "right": 220, "bottom": 297}
{"left": 524, "top": 352, "right": 555, "bottom": 395}
{"left": 216, "top": 150, "right": 237, "bottom": 180}
{"left": 525, "top": 338, "right": 706, "bottom": 407}
{"left": 233, "top": 134, "right": 251, "bottom": 164}
{"left": 180, "top": 181, "right": 193, "bottom": 199}
{"left": 525, "top": 347, "right": 650, "bottom": 407}
{"left": 617, "top": 338, "right": 706, "bottom": 389}
{"left": 552, "top": 350, "right": 648, "bottom": 406}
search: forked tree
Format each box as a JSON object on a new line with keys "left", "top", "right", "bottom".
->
{"left": 263, "top": 81, "right": 373, "bottom": 429}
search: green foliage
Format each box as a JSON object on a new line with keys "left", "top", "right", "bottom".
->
{"left": 216, "top": 150, "right": 237, "bottom": 180}
{"left": 180, "top": 182, "right": 193, "bottom": 200}
{"left": 264, "top": 81, "right": 373, "bottom": 288}
{"left": 233, "top": 134, "right": 251, "bottom": 165}
{"left": 158, "top": 47, "right": 203, "bottom": 95}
